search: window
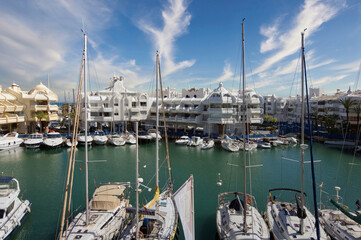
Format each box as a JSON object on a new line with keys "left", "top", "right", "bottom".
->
{"left": 0, "top": 209, "right": 4, "bottom": 219}
{"left": 114, "top": 103, "right": 118, "bottom": 106}
{"left": 6, "top": 201, "right": 15, "bottom": 215}
{"left": 132, "top": 102, "right": 137, "bottom": 107}
{"left": 114, "top": 112, "right": 119, "bottom": 116}
{"left": 104, "top": 103, "right": 109, "bottom": 108}
{"left": 140, "top": 102, "right": 147, "bottom": 107}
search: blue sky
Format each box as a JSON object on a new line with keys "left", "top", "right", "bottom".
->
{"left": 0, "top": 0, "right": 360, "bottom": 99}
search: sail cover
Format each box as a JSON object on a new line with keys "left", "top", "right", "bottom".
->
{"left": 173, "top": 175, "right": 194, "bottom": 240}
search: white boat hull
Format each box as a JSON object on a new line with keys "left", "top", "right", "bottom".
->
{"left": 266, "top": 201, "right": 328, "bottom": 240}
{"left": 0, "top": 177, "right": 31, "bottom": 240}
{"left": 0, "top": 133, "right": 23, "bottom": 150}
{"left": 216, "top": 192, "right": 269, "bottom": 240}
{"left": 319, "top": 209, "right": 361, "bottom": 240}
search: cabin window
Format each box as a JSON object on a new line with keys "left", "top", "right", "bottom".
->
{"left": 114, "top": 103, "right": 118, "bottom": 106}
{"left": 193, "top": 95, "right": 197, "bottom": 98}
{"left": 132, "top": 102, "right": 137, "bottom": 107}
{"left": 140, "top": 102, "right": 147, "bottom": 107}
{"left": 186, "top": 95, "right": 190, "bottom": 98}
{"left": 104, "top": 103, "right": 109, "bottom": 108}
{"left": 114, "top": 112, "right": 119, "bottom": 116}
{"left": 0, "top": 209, "right": 4, "bottom": 219}
{"left": 6, "top": 201, "right": 15, "bottom": 215}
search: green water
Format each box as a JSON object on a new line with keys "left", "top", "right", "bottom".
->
{"left": 1, "top": 142, "right": 360, "bottom": 239}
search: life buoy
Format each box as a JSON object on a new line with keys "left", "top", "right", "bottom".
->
{"left": 247, "top": 198, "right": 252, "bottom": 204}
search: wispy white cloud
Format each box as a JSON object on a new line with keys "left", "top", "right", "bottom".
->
{"left": 253, "top": 0, "right": 345, "bottom": 76}
{"left": 210, "top": 62, "right": 234, "bottom": 85}
{"left": 138, "top": 0, "right": 195, "bottom": 76}
{"left": 274, "top": 50, "right": 336, "bottom": 76}
{"left": 331, "top": 59, "right": 361, "bottom": 73}
{"left": 311, "top": 74, "right": 348, "bottom": 85}
{"left": 260, "top": 16, "right": 283, "bottom": 53}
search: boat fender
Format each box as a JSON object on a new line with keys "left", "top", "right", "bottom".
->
{"left": 247, "top": 198, "right": 252, "bottom": 205}
{"left": 136, "top": 231, "right": 144, "bottom": 238}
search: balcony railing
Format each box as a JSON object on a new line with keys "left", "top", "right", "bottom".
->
{"left": 48, "top": 105, "right": 59, "bottom": 111}
{"left": 48, "top": 114, "right": 59, "bottom": 121}
{"left": 207, "top": 108, "right": 234, "bottom": 114}
{"left": 208, "top": 117, "right": 235, "bottom": 124}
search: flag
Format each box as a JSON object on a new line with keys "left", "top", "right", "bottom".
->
{"left": 79, "top": 165, "right": 82, "bottom": 171}
{"left": 143, "top": 205, "right": 147, "bottom": 211}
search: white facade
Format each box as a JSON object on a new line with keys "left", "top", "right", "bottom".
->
{"left": 262, "top": 94, "right": 287, "bottom": 122}
{"left": 146, "top": 82, "right": 263, "bottom": 136}
{"left": 83, "top": 75, "right": 151, "bottom": 131}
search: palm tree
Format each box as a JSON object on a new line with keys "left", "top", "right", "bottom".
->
{"left": 339, "top": 97, "right": 357, "bottom": 127}
{"left": 33, "top": 112, "right": 48, "bottom": 132}
{"left": 353, "top": 102, "right": 361, "bottom": 134}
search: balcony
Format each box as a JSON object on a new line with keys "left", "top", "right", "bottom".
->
{"left": 48, "top": 105, "right": 59, "bottom": 111}
{"left": 0, "top": 117, "right": 6, "bottom": 124}
{"left": 101, "top": 106, "right": 113, "bottom": 112}
{"left": 0, "top": 114, "right": 24, "bottom": 123}
{"left": 207, "top": 108, "right": 234, "bottom": 114}
{"left": 168, "top": 116, "right": 176, "bottom": 122}
{"left": 188, "top": 107, "right": 201, "bottom": 113}
{"left": 131, "top": 107, "right": 140, "bottom": 112}
{"left": 248, "top": 109, "right": 262, "bottom": 114}
{"left": 31, "top": 105, "right": 48, "bottom": 111}
{"left": 208, "top": 117, "right": 235, "bottom": 124}
{"left": 250, "top": 118, "right": 263, "bottom": 124}
{"left": 176, "top": 116, "right": 185, "bottom": 122}
{"left": 48, "top": 114, "right": 59, "bottom": 121}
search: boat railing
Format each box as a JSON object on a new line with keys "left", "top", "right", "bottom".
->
{"left": 218, "top": 192, "right": 258, "bottom": 209}
{"left": 0, "top": 200, "right": 29, "bottom": 230}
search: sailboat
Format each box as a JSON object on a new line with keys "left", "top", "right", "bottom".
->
{"left": 265, "top": 31, "right": 328, "bottom": 239}
{"left": 319, "top": 186, "right": 361, "bottom": 239}
{"left": 58, "top": 31, "right": 131, "bottom": 240}
{"left": 216, "top": 20, "right": 269, "bottom": 240}
{"left": 121, "top": 51, "right": 178, "bottom": 240}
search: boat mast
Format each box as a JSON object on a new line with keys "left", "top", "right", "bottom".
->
{"left": 84, "top": 31, "right": 89, "bottom": 225}
{"left": 135, "top": 121, "right": 139, "bottom": 240}
{"left": 241, "top": 19, "right": 248, "bottom": 232}
{"left": 300, "top": 31, "right": 305, "bottom": 234}
{"left": 303, "top": 30, "right": 321, "bottom": 239}
{"left": 156, "top": 51, "right": 160, "bottom": 192}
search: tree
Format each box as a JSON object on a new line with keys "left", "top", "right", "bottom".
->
{"left": 33, "top": 112, "right": 48, "bottom": 132}
{"left": 353, "top": 102, "right": 361, "bottom": 133}
{"left": 263, "top": 115, "right": 271, "bottom": 122}
{"left": 339, "top": 97, "right": 357, "bottom": 127}
{"left": 321, "top": 114, "right": 338, "bottom": 131}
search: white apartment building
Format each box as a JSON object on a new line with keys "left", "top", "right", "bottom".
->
{"left": 146, "top": 82, "right": 263, "bottom": 136}
{"left": 84, "top": 75, "right": 151, "bottom": 131}
{"left": 280, "top": 87, "right": 361, "bottom": 126}
{"left": 262, "top": 94, "right": 287, "bottom": 122}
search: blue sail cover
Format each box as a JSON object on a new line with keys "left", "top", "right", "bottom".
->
{"left": 0, "top": 176, "right": 14, "bottom": 183}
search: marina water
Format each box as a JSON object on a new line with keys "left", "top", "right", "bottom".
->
{"left": 1, "top": 142, "right": 360, "bottom": 239}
